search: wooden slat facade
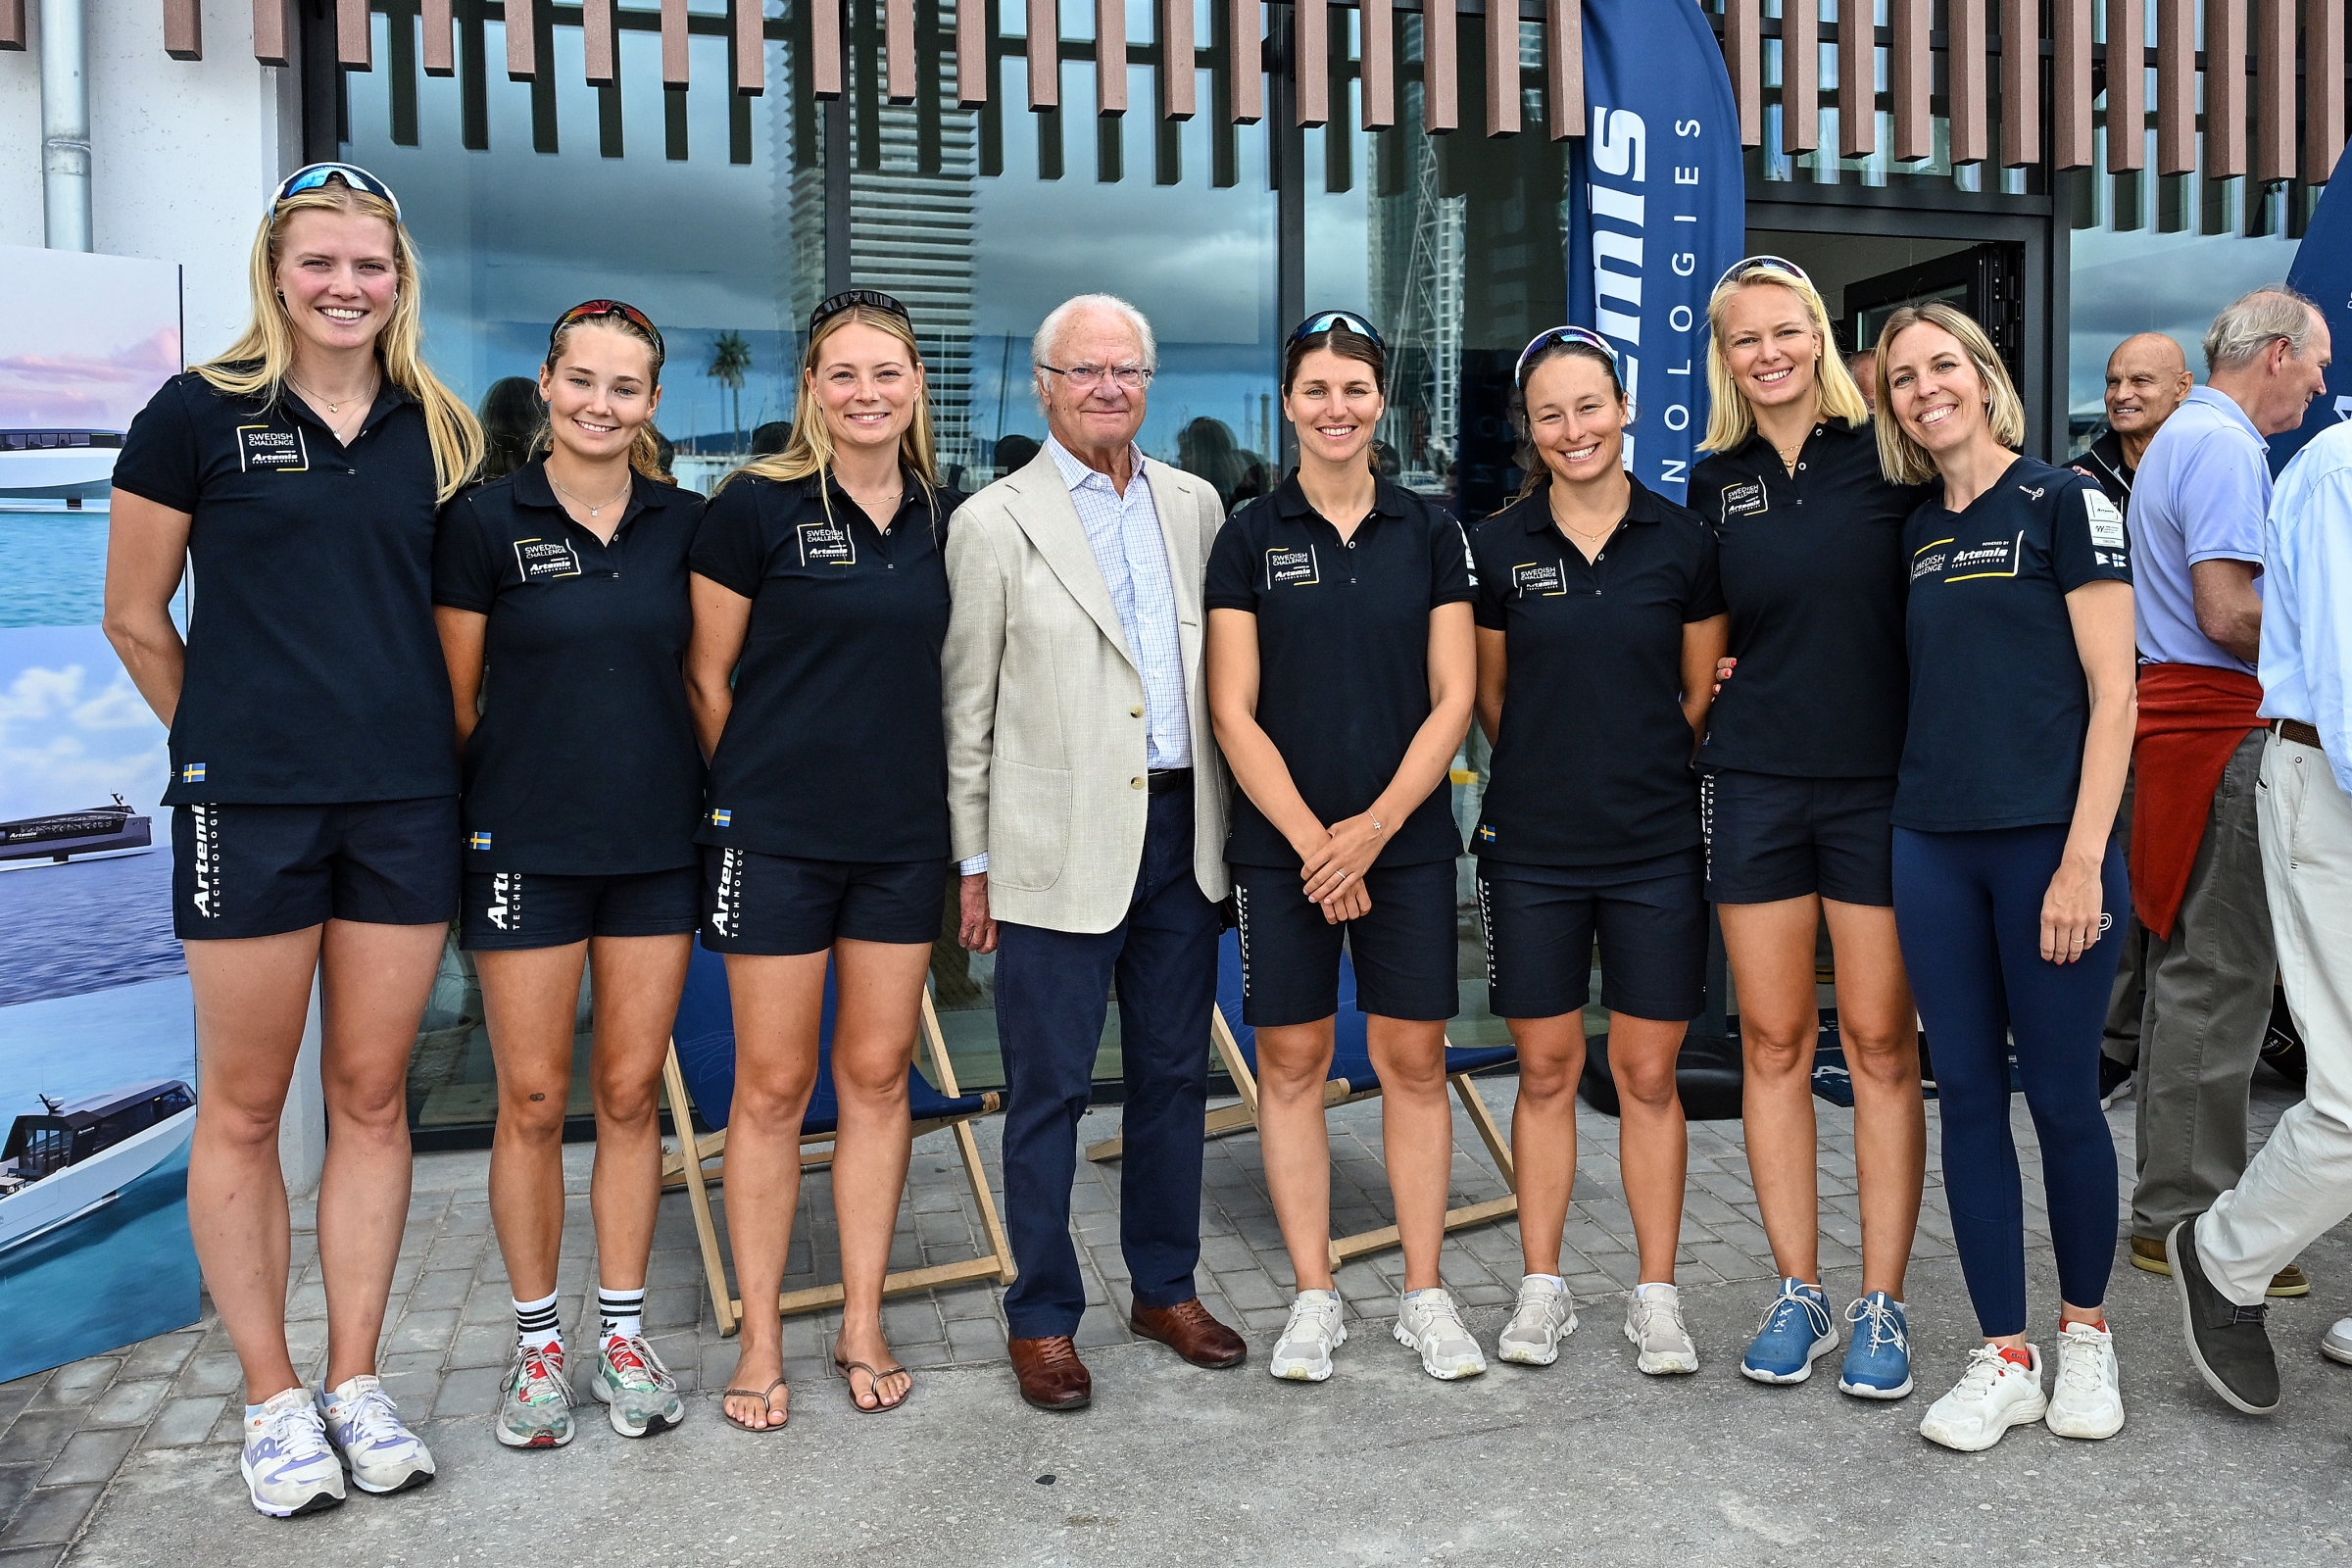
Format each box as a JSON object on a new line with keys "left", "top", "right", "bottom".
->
{"left": 0, "top": 0, "right": 23, "bottom": 54}
{"left": 153, "top": 0, "right": 2352, "bottom": 188}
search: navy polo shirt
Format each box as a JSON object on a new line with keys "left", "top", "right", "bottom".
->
{"left": 1896, "top": 455, "right": 2134, "bottom": 833}
{"left": 1690, "top": 418, "right": 1932, "bottom": 778}
{"left": 431, "top": 459, "right": 705, "bottom": 875}
{"left": 112, "top": 368, "right": 458, "bottom": 807}
{"left": 1204, "top": 474, "right": 1478, "bottom": 868}
{"left": 1469, "top": 477, "right": 1726, "bottom": 869}
{"left": 689, "top": 471, "right": 962, "bottom": 863}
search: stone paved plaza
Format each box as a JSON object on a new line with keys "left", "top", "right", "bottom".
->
{"left": 4, "top": 1072, "right": 2347, "bottom": 1565}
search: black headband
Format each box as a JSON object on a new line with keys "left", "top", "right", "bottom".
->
{"left": 809, "top": 288, "right": 910, "bottom": 334}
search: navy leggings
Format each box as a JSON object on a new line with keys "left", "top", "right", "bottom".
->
{"left": 1892, "top": 824, "right": 2127, "bottom": 1338}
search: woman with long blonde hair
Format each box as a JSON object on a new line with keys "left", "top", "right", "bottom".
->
{"left": 103, "top": 164, "right": 479, "bottom": 1517}
{"left": 1689, "top": 256, "right": 1929, "bottom": 1401}
{"left": 684, "top": 289, "right": 962, "bottom": 1430}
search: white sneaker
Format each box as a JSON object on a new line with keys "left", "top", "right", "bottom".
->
{"left": 1393, "top": 1288, "right": 1487, "bottom": 1380}
{"left": 1919, "top": 1344, "right": 2048, "bottom": 1452}
{"left": 1622, "top": 1285, "right": 1698, "bottom": 1375}
{"left": 2045, "top": 1320, "right": 2126, "bottom": 1440}
{"left": 1496, "top": 1276, "right": 1578, "bottom": 1366}
{"left": 320, "top": 1374, "right": 437, "bottom": 1494}
{"left": 1269, "top": 1290, "right": 1348, "bottom": 1382}
{"left": 2323, "top": 1316, "right": 2352, "bottom": 1366}
{"left": 239, "top": 1388, "right": 345, "bottom": 1518}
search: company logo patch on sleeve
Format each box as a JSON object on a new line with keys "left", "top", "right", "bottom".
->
{"left": 514, "top": 537, "right": 583, "bottom": 580}
{"left": 1264, "top": 545, "right": 1319, "bottom": 587}
{"left": 235, "top": 424, "right": 308, "bottom": 472}
{"left": 2082, "top": 489, "right": 2128, "bottom": 549}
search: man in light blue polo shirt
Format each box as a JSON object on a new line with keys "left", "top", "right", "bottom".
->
{"left": 2124, "top": 287, "right": 2330, "bottom": 1296}
{"left": 2170, "top": 401, "right": 2352, "bottom": 1412}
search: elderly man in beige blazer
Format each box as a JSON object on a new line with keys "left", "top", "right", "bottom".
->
{"left": 944, "top": 293, "right": 1246, "bottom": 1411}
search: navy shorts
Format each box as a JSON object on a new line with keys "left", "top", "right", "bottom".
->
{"left": 171, "top": 798, "right": 461, "bottom": 941}
{"left": 460, "top": 865, "right": 701, "bottom": 951}
{"left": 1701, "top": 768, "right": 1896, "bottom": 907}
{"left": 1231, "top": 858, "right": 1458, "bottom": 1028}
{"left": 700, "top": 847, "right": 947, "bottom": 956}
{"left": 1476, "top": 850, "right": 1707, "bottom": 1022}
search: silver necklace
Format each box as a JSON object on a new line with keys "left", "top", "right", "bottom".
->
{"left": 285, "top": 371, "right": 375, "bottom": 417}
{"left": 548, "top": 470, "right": 632, "bottom": 518}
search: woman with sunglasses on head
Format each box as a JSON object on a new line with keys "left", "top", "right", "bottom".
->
{"left": 685, "top": 289, "right": 963, "bottom": 1430}
{"left": 432, "top": 301, "right": 702, "bottom": 1450}
{"left": 1875, "top": 304, "right": 2134, "bottom": 1451}
{"left": 1204, "top": 312, "right": 1479, "bottom": 1384}
{"left": 1468, "top": 327, "right": 1729, "bottom": 1378}
{"left": 103, "top": 164, "right": 479, "bottom": 1517}
{"left": 1688, "top": 257, "right": 1933, "bottom": 1400}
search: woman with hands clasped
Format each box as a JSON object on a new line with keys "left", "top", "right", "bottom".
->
{"left": 1203, "top": 312, "right": 1480, "bottom": 1385}
{"left": 1872, "top": 304, "right": 2136, "bottom": 1453}
{"left": 1466, "top": 329, "right": 1728, "bottom": 1380}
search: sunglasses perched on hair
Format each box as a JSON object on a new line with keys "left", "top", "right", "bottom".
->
{"left": 1515, "top": 325, "right": 1621, "bottom": 387}
{"left": 1290, "top": 310, "right": 1386, "bottom": 350}
{"left": 1715, "top": 254, "right": 1813, "bottom": 290}
{"left": 810, "top": 289, "right": 911, "bottom": 333}
{"left": 551, "top": 299, "right": 664, "bottom": 358}
{"left": 271, "top": 162, "right": 402, "bottom": 221}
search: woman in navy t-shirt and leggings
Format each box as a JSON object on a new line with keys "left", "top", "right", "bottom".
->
{"left": 1874, "top": 303, "right": 2136, "bottom": 1453}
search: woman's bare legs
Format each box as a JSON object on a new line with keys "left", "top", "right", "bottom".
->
{"left": 186, "top": 919, "right": 444, "bottom": 1402}
{"left": 1249, "top": 1018, "right": 1340, "bottom": 1292}
{"left": 1607, "top": 1013, "right": 1690, "bottom": 1284}
{"left": 1364, "top": 1016, "right": 1454, "bottom": 1294}
{"left": 1505, "top": 1014, "right": 1588, "bottom": 1276}
{"left": 712, "top": 951, "right": 827, "bottom": 1430}
{"left": 826, "top": 938, "right": 933, "bottom": 1410}
{"left": 1822, "top": 901, "right": 1923, "bottom": 1301}
{"left": 581, "top": 936, "right": 695, "bottom": 1308}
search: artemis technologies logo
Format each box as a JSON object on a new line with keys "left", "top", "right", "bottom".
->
{"left": 189, "top": 805, "right": 220, "bottom": 919}
{"left": 1588, "top": 104, "right": 1707, "bottom": 489}
{"left": 487, "top": 871, "right": 520, "bottom": 932}
{"left": 710, "top": 849, "right": 744, "bottom": 938}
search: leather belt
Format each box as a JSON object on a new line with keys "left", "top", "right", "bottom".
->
{"left": 2274, "top": 718, "right": 2325, "bottom": 751}
{"left": 1148, "top": 767, "right": 1194, "bottom": 797}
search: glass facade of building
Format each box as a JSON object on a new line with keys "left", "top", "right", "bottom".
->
{"left": 337, "top": 0, "right": 2326, "bottom": 1139}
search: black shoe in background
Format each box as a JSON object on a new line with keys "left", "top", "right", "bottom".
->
{"left": 2260, "top": 987, "right": 2308, "bottom": 1086}
{"left": 2098, "top": 1054, "right": 2134, "bottom": 1109}
{"left": 2167, "top": 1215, "right": 2280, "bottom": 1415}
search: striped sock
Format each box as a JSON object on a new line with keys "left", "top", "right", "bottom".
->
{"left": 514, "top": 1290, "right": 563, "bottom": 1354}
{"left": 598, "top": 1286, "right": 645, "bottom": 1343}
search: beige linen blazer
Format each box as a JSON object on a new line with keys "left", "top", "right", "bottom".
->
{"left": 942, "top": 448, "right": 1231, "bottom": 934}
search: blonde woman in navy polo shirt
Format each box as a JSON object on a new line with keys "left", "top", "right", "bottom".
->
{"left": 685, "top": 291, "right": 963, "bottom": 1431}
{"left": 105, "top": 165, "right": 479, "bottom": 1517}
{"left": 1689, "top": 257, "right": 1931, "bottom": 1400}
{"left": 433, "top": 302, "right": 703, "bottom": 1450}
{"left": 1205, "top": 313, "right": 1479, "bottom": 1384}
{"left": 1468, "top": 329, "right": 1728, "bottom": 1379}
{"left": 1874, "top": 303, "right": 2136, "bottom": 1451}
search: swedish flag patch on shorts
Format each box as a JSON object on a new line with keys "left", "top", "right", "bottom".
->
{"left": 710, "top": 808, "right": 732, "bottom": 827}
{"left": 179, "top": 762, "right": 207, "bottom": 783}
{"left": 468, "top": 831, "right": 493, "bottom": 852}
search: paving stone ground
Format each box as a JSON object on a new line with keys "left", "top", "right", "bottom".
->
{"left": 2, "top": 1070, "right": 2336, "bottom": 1565}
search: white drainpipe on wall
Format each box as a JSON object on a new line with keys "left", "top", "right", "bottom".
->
{"left": 39, "top": 0, "right": 91, "bottom": 252}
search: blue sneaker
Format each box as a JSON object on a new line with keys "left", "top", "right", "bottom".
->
{"left": 1739, "top": 1277, "right": 1838, "bottom": 1384}
{"left": 1838, "top": 1292, "right": 1915, "bottom": 1399}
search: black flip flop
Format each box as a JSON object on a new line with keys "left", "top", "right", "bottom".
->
{"left": 834, "top": 1357, "right": 913, "bottom": 1414}
{"left": 720, "top": 1376, "right": 788, "bottom": 1432}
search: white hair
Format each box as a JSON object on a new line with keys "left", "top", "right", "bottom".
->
{"left": 1032, "top": 293, "right": 1158, "bottom": 381}
{"left": 2204, "top": 284, "right": 2323, "bottom": 372}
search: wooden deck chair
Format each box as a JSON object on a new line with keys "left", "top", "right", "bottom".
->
{"left": 658, "top": 943, "right": 1015, "bottom": 1337}
{"left": 1086, "top": 928, "right": 1520, "bottom": 1269}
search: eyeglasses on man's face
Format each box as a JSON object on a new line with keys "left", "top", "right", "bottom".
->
{"left": 1037, "top": 363, "right": 1154, "bottom": 392}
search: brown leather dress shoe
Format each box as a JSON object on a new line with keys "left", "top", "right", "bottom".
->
{"left": 1007, "top": 1335, "right": 1092, "bottom": 1411}
{"left": 1131, "top": 1298, "right": 1248, "bottom": 1369}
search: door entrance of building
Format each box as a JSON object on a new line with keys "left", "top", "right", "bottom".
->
{"left": 1842, "top": 243, "right": 2029, "bottom": 385}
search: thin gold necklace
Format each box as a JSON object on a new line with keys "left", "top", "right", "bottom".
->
{"left": 286, "top": 371, "right": 376, "bottom": 417}
{"left": 548, "top": 469, "right": 632, "bottom": 519}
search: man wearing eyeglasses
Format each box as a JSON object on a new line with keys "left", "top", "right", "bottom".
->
{"left": 941, "top": 292, "right": 1245, "bottom": 1412}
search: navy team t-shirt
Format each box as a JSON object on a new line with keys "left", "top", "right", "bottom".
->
{"left": 1895, "top": 455, "right": 2133, "bottom": 832}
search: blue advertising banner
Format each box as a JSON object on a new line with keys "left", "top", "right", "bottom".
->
{"left": 2271, "top": 150, "right": 2350, "bottom": 475}
{"left": 1564, "top": 0, "right": 1746, "bottom": 502}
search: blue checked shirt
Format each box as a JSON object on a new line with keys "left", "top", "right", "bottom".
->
{"left": 958, "top": 437, "right": 1196, "bottom": 878}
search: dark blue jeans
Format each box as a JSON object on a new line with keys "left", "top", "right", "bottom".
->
{"left": 994, "top": 785, "right": 1220, "bottom": 1340}
{"left": 1893, "top": 823, "right": 2127, "bottom": 1338}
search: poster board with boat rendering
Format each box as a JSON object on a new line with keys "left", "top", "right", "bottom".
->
{"left": 0, "top": 246, "right": 199, "bottom": 1382}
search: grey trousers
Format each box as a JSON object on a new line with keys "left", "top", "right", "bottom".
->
{"left": 2130, "top": 728, "right": 2277, "bottom": 1240}
{"left": 2101, "top": 766, "right": 2147, "bottom": 1069}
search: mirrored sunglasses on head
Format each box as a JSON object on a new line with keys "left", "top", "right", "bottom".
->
{"left": 1289, "top": 310, "right": 1386, "bottom": 350}
{"left": 271, "top": 162, "right": 402, "bottom": 221}
{"left": 1515, "top": 325, "right": 1621, "bottom": 388}
{"left": 810, "top": 288, "right": 911, "bottom": 334}
{"left": 1715, "top": 253, "right": 1813, "bottom": 291}
{"left": 551, "top": 299, "right": 664, "bottom": 358}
